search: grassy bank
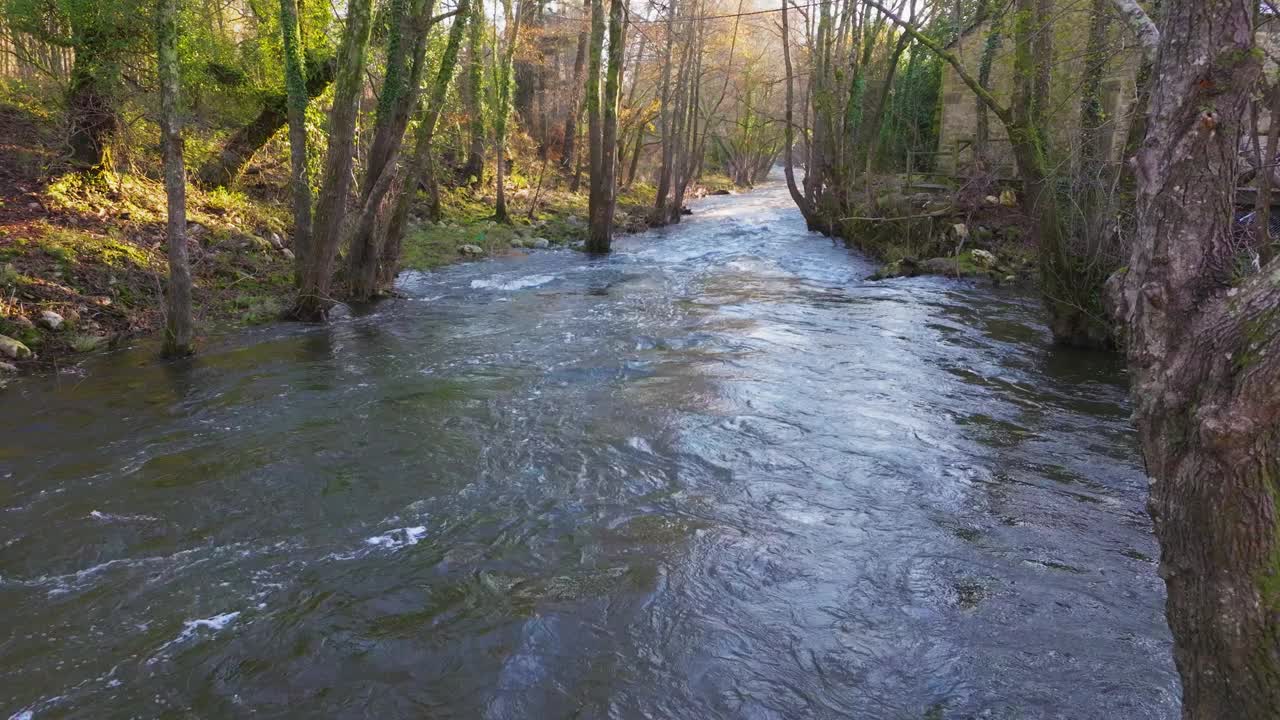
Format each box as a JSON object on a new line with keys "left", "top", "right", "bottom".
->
{"left": 0, "top": 166, "right": 666, "bottom": 375}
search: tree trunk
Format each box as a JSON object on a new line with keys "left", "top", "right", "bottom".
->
{"left": 975, "top": 24, "right": 1003, "bottom": 170}
{"left": 624, "top": 125, "right": 643, "bottom": 188}
{"left": 196, "top": 56, "right": 335, "bottom": 188}
{"left": 650, "top": 1, "right": 676, "bottom": 224}
{"left": 460, "top": 0, "right": 486, "bottom": 185}
{"left": 290, "top": 0, "right": 374, "bottom": 320}
{"left": 345, "top": 0, "right": 437, "bottom": 300}
{"left": 158, "top": 0, "right": 193, "bottom": 356}
{"left": 781, "top": 0, "right": 811, "bottom": 221}
{"left": 375, "top": 0, "right": 471, "bottom": 291}
{"left": 66, "top": 32, "right": 117, "bottom": 171}
{"left": 586, "top": 0, "right": 624, "bottom": 253}
{"left": 1119, "top": 0, "right": 1280, "bottom": 716}
{"left": 585, "top": 0, "right": 605, "bottom": 236}
{"left": 513, "top": 0, "right": 542, "bottom": 142}
{"left": 1074, "top": 0, "right": 1114, "bottom": 259}
{"left": 280, "top": 0, "right": 312, "bottom": 283}
{"left": 561, "top": 0, "right": 590, "bottom": 171}
{"left": 492, "top": 0, "right": 523, "bottom": 224}
{"left": 667, "top": 3, "right": 703, "bottom": 226}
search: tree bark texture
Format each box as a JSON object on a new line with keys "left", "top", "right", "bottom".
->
{"left": 158, "top": 0, "right": 194, "bottom": 356}
{"left": 1120, "top": 0, "right": 1280, "bottom": 716}
{"left": 290, "top": 0, "right": 374, "bottom": 320}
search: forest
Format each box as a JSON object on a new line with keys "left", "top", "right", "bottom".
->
{"left": 0, "top": 0, "right": 1277, "bottom": 717}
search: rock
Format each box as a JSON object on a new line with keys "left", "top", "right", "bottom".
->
{"left": 0, "top": 361, "right": 16, "bottom": 373}
{"left": 680, "top": 206, "right": 693, "bottom": 216}
{"left": 459, "top": 244, "right": 485, "bottom": 257}
{"left": 985, "top": 195, "right": 1001, "bottom": 205}
{"left": 236, "top": 234, "right": 273, "bottom": 252}
{"left": 38, "top": 310, "right": 64, "bottom": 331}
{"left": 919, "top": 257, "right": 962, "bottom": 275}
{"left": 711, "top": 189, "right": 732, "bottom": 196}
{"left": 951, "top": 223, "right": 969, "bottom": 242}
{"left": 530, "top": 237, "right": 550, "bottom": 249}
{"left": 188, "top": 223, "right": 211, "bottom": 245}
{"left": 1003, "top": 275, "right": 1018, "bottom": 284}
{"left": 282, "top": 248, "right": 295, "bottom": 261}
{"left": 566, "top": 215, "right": 583, "bottom": 227}
{"left": 27, "top": 201, "right": 41, "bottom": 211}
{"left": 10, "top": 314, "right": 34, "bottom": 329}
{"left": 999, "top": 189, "right": 1017, "bottom": 207}
{"left": 971, "top": 249, "right": 998, "bottom": 268}
{"left": 974, "top": 225, "right": 995, "bottom": 243}
{"left": 0, "top": 334, "right": 32, "bottom": 359}
{"left": 268, "top": 232, "right": 285, "bottom": 251}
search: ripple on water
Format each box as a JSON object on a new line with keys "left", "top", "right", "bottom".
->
{"left": 0, "top": 178, "right": 1177, "bottom": 718}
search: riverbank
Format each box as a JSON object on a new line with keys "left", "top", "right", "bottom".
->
{"left": 0, "top": 176, "right": 1177, "bottom": 718}
{"left": 0, "top": 153, "right": 735, "bottom": 377}
{"left": 810, "top": 173, "right": 1039, "bottom": 286}
{"left": 0, "top": 177, "right": 659, "bottom": 375}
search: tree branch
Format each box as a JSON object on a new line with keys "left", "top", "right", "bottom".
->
{"left": 1109, "top": 0, "right": 1160, "bottom": 62}
{"left": 857, "top": 0, "right": 1012, "bottom": 125}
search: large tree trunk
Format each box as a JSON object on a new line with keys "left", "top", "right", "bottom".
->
{"left": 345, "top": 0, "right": 436, "bottom": 300}
{"left": 289, "top": 0, "right": 374, "bottom": 321}
{"left": 280, "top": 0, "right": 312, "bottom": 283}
{"left": 1119, "top": 0, "right": 1280, "bottom": 716}
{"left": 195, "top": 56, "right": 335, "bottom": 188}
{"left": 586, "top": 0, "right": 624, "bottom": 253}
{"left": 373, "top": 0, "right": 471, "bottom": 292}
{"left": 158, "top": 0, "right": 193, "bottom": 356}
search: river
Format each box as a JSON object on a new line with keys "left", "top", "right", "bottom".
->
{"left": 1, "top": 179, "right": 1179, "bottom": 718}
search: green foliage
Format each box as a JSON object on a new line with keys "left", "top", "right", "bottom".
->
{"left": 877, "top": 42, "right": 944, "bottom": 172}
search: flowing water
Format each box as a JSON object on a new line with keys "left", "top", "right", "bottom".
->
{"left": 1, "top": 180, "right": 1179, "bottom": 718}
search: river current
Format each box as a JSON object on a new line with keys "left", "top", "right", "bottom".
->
{"left": 1, "top": 179, "right": 1179, "bottom": 718}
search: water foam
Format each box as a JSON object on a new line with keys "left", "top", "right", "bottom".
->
{"left": 364, "top": 525, "right": 427, "bottom": 550}
{"left": 469, "top": 274, "right": 558, "bottom": 291}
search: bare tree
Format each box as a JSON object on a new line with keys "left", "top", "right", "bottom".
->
{"left": 158, "top": 0, "right": 193, "bottom": 356}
